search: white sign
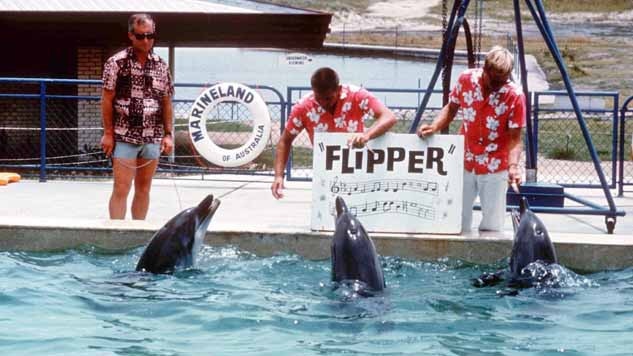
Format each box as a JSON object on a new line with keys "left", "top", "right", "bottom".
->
{"left": 311, "top": 133, "right": 464, "bottom": 234}
{"left": 284, "top": 52, "right": 312, "bottom": 66}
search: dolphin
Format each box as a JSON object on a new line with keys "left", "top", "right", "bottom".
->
{"left": 136, "top": 194, "right": 221, "bottom": 274}
{"left": 331, "top": 196, "right": 385, "bottom": 293}
{"left": 474, "top": 197, "right": 558, "bottom": 291}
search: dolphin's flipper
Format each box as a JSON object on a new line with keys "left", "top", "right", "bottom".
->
{"left": 473, "top": 270, "right": 506, "bottom": 287}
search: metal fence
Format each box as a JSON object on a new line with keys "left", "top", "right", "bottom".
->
{"left": 0, "top": 78, "right": 285, "bottom": 181}
{"left": 532, "top": 91, "right": 619, "bottom": 189}
{"left": 0, "top": 77, "right": 629, "bottom": 194}
{"left": 619, "top": 95, "right": 633, "bottom": 196}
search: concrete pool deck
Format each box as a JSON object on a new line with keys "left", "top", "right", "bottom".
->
{"left": 0, "top": 175, "right": 631, "bottom": 272}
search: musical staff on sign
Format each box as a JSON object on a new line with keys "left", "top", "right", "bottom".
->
{"left": 329, "top": 177, "right": 439, "bottom": 196}
{"left": 329, "top": 199, "right": 436, "bottom": 221}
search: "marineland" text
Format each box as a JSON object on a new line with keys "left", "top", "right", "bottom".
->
{"left": 190, "top": 84, "right": 254, "bottom": 120}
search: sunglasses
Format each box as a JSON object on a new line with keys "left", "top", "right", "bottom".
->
{"left": 132, "top": 32, "right": 156, "bottom": 40}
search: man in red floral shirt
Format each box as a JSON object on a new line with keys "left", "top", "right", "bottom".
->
{"left": 417, "top": 46, "right": 525, "bottom": 232}
{"left": 271, "top": 67, "right": 397, "bottom": 199}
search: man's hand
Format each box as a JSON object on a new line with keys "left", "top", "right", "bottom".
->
{"left": 271, "top": 176, "right": 285, "bottom": 200}
{"left": 161, "top": 135, "right": 174, "bottom": 154}
{"left": 508, "top": 164, "right": 522, "bottom": 186}
{"left": 347, "top": 133, "right": 370, "bottom": 148}
{"left": 101, "top": 133, "right": 114, "bottom": 157}
{"left": 416, "top": 123, "right": 436, "bottom": 138}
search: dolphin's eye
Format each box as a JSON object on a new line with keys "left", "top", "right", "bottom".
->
{"left": 536, "top": 229, "right": 543, "bottom": 236}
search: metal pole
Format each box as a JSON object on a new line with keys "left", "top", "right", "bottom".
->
{"left": 513, "top": 0, "right": 537, "bottom": 181}
{"left": 409, "top": 0, "right": 472, "bottom": 133}
{"left": 524, "top": 0, "right": 618, "bottom": 214}
{"left": 39, "top": 81, "right": 47, "bottom": 182}
{"left": 168, "top": 45, "right": 176, "bottom": 164}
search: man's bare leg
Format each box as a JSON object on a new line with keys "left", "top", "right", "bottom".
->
{"left": 109, "top": 158, "right": 136, "bottom": 219}
{"left": 131, "top": 158, "right": 159, "bottom": 220}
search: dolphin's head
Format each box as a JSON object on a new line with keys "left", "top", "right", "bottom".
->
{"left": 188, "top": 194, "right": 221, "bottom": 257}
{"left": 334, "top": 196, "right": 367, "bottom": 247}
{"left": 194, "top": 194, "right": 221, "bottom": 234}
{"left": 135, "top": 194, "right": 221, "bottom": 273}
{"left": 331, "top": 196, "right": 385, "bottom": 292}
{"left": 509, "top": 197, "right": 557, "bottom": 275}
{"left": 161, "top": 195, "right": 220, "bottom": 262}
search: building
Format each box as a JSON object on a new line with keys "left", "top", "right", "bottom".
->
{"left": 0, "top": 0, "right": 331, "bottom": 160}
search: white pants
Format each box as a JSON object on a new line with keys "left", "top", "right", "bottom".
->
{"left": 462, "top": 170, "right": 508, "bottom": 232}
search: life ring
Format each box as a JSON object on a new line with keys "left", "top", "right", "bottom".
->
{"left": 188, "top": 82, "right": 271, "bottom": 168}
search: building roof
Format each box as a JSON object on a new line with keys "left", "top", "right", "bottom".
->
{"left": 0, "top": 0, "right": 331, "bottom": 48}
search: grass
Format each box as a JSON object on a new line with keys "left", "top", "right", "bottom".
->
{"left": 539, "top": 0, "right": 633, "bottom": 12}
{"left": 268, "top": 0, "right": 633, "bottom": 15}
{"left": 174, "top": 118, "right": 253, "bottom": 132}
{"left": 439, "top": 118, "right": 617, "bottom": 162}
{"left": 320, "top": 0, "right": 633, "bottom": 100}
{"left": 264, "top": 0, "right": 380, "bottom": 12}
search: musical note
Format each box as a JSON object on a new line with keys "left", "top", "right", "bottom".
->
{"left": 348, "top": 183, "right": 359, "bottom": 195}
{"left": 330, "top": 177, "right": 340, "bottom": 194}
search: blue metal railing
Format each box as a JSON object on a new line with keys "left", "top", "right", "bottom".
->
{"left": 619, "top": 95, "right": 633, "bottom": 196}
{"left": 0, "top": 77, "right": 287, "bottom": 181}
{"left": 0, "top": 77, "right": 628, "bottom": 195}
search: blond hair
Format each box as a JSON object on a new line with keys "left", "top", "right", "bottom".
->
{"left": 484, "top": 46, "right": 514, "bottom": 75}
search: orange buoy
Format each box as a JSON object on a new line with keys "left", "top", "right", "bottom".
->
{"left": 0, "top": 172, "right": 21, "bottom": 185}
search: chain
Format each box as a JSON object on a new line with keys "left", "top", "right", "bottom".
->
{"left": 476, "top": 0, "right": 484, "bottom": 67}
{"left": 442, "top": 0, "right": 448, "bottom": 38}
{"left": 441, "top": 0, "right": 448, "bottom": 88}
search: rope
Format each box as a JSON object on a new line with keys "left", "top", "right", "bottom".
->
{"left": 441, "top": 0, "right": 449, "bottom": 94}
{"left": 45, "top": 159, "right": 108, "bottom": 166}
{"left": 0, "top": 127, "right": 102, "bottom": 131}
{"left": 165, "top": 155, "right": 184, "bottom": 211}
{"left": 0, "top": 152, "right": 105, "bottom": 162}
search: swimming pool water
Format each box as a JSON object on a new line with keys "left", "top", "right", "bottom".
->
{"left": 1, "top": 246, "right": 632, "bottom": 355}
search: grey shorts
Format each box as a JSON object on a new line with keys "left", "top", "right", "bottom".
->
{"left": 113, "top": 141, "right": 161, "bottom": 159}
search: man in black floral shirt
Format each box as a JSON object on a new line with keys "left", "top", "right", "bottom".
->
{"left": 101, "top": 13, "right": 174, "bottom": 220}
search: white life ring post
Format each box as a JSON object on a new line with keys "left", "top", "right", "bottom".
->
{"left": 188, "top": 82, "right": 272, "bottom": 168}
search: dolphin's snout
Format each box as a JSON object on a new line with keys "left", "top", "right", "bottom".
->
{"left": 197, "top": 194, "right": 221, "bottom": 219}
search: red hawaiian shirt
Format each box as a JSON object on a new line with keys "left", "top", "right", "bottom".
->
{"left": 450, "top": 68, "right": 526, "bottom": 174}
{"left": 285, "top": 84, "right": 383, "bottom": 144}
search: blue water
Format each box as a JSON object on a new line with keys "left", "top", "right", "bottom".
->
{"left": 2, "top": 247, "right": 632, "bottom": 355}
